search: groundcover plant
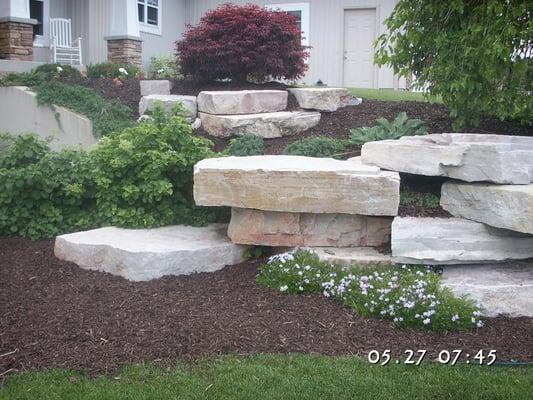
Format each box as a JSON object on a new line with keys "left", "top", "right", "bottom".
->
{"left": 258, "top": 249, "right": 483, "bottom": 332}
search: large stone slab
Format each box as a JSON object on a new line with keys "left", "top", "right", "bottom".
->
{"left": 194, "top": 156, "right": 400, "bottom": 215}
{"left": 139, "top": 95, "right": 197, "bottom": 119}
{"left": 140, "top": 80, "right": 171, "bottom": 96}
{"left": 442, "top": 263, "right": 533, "bottom": 317}
{"left": 392, "top": 217, "right": 533, "bottom": 265}
{"left": 441, "top": 182, "right": 533, "bottom": 234}
{"left": 54, "top": 224, "right": 249, "bottom": 281}
{"left": 308, "top": 247, "right": 393, "bottom": 267}
{"left": 197, "top": 90, "right": 288, "bottom": 115}
{"left": 228, "top": 208, "right": 392, "bottom": 247}
{"left": 361, "top": 133, "right": 533, "bottom": 184}
{"left": 199, "top": 111, "right": 320, "bottom": 138}
{"left": 288, "top": 87, "right": 355, "bottom": 112}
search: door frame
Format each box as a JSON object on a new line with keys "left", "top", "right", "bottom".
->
{"left": 341, "top": 5, "right": 380, "bottom": 89}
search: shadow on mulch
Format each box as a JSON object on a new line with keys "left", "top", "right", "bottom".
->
{"left": 1, "top": 237, "right": 531, "bottom": 374}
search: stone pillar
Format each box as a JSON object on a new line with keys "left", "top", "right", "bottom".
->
{"left": 104, "top": 0, "right": 142, "bottom": 67}
{"left": 0, "top": 0, "right": 37, "bottom": 61}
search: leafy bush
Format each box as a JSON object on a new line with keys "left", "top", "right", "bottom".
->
{"left": 258, "top": 249, "right": 484, "bottom": 332}
{"left": 0, "top": 134, "right": 97, "bottom": 239}
{"left": 226, "top": 135, "right": 265, "bottom": 156}
{"left": 91, "top": 105, "right": 220, "bottom": 228}
{"left": 0, "top": 107, "right": 223, "bottom": 239}
{"left": 0, "top": 63, "right": 81, "bottom": 87}
{"left": 35, "top": 81, "right": 134, "bottom": 137}
{"left": 176, "top": 3, "right": 309, "bottom": 82}
{"left": 283, "top": 137, "right": 346, "bottom": 158}
{"left": 148, "top": 55, "right": 182, "bottom": 80}
{"left": 375, "top": 1, "right": 532, "bottom": 128}
{"left": 400, "top": 191, "right": 441, "bottom": 209}
{"left": 86, "top": 62, "right": 140, "bottom": 79}
{"left": 349, "top": 112, "right": 427, "bottom": 145}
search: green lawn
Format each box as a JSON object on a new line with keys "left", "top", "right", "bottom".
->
{"left": 349, "top": 88, "right": 442, "bottom": 103}
{"left": 1, "top": 354, "right": 531, "bottom": 400}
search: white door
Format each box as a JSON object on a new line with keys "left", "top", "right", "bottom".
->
{"left": 343, "top": 9, "right": 376, "bottom": 88}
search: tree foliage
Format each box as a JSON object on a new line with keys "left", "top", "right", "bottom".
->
{"left": 176, "top": 3, "right": 309, "bottom": 82}
{"left": 375, "top": 1, "right": 532, "bottom": 127}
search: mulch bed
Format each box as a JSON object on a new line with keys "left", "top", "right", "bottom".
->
{"left": 1, "top": 237, "right": 532, "bottom": 374}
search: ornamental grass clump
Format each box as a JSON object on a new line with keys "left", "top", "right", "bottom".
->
{"left": 258, "top": 250, "right": 483, "bottom": 332}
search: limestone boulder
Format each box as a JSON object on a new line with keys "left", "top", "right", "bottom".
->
{"left": 442, "top": 263, "right": 533, "bottom": 317}
{"left": 361, "top": 133, "right": 533, "bottom": 184}
{"left": 391, "top": 217, "right": 533, "bottom": 265}
{"left": 289, "top": 87, "right": 355, "bottom": 112}
{"left": 194, "top": 155, "right": 400, "bottom": 216}
{"left": 139, "top": 95, "right": 197, "bottom": 119}
{"left": 441, "top": 182, "right": 533, "bottom": 234}
{"left": 54, "top": 224, "right": 249, "bottom": 281}
{"left": 228, "top": 208, "right": 392, "bottom": 247}
{"left": 140, "top": 80, "right": 171, "bottom": 96}
{"left": 199, "top": 111, "right": 320, "bottom": 138}
{"left": 197, "top": 90, "right": 288, "bottom": 115}
{"left": 308, "top": 247, "right": 393, "bottom": 267}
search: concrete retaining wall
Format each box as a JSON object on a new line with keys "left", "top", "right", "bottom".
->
{"left": 0, "top": 86, "right": 96, "bottom": 151}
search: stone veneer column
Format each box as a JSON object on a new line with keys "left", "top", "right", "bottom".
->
{"left": 104, "top": 0, "right": 142, "bottom": 67}
{"left": 106, "top": 36, "right": 142, "bottom": 67}
{"left": 0, "top": 20, "right": 34, "bottom": 60}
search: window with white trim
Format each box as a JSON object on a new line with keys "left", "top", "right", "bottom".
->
{"left": 266, "top": 3, "right": 310, "bottom": 47}
{"left": 138, "top": 0, "right": 162, "bottom": 35}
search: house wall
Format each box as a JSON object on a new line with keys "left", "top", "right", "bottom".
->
{"left": 140, "top": 0, "right": 187, "bottom": 70}
{"left": 185, "top": 0, "right": 402, "bottom": 88}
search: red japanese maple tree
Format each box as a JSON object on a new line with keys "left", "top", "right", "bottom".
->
{"left": 176, "top": 3, "right": 309, "bottom": 82}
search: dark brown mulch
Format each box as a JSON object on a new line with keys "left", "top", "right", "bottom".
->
{"left": 1, "top": 237, "right": 532, "bottom": 374}
{"left": 62, "top": 77, "right": 142, "bottom": 117}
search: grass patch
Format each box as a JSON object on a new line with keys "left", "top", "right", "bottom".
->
{"left": 349, "top": 88, "right": 442, "bottom": 103}
{"left": 1, "top": 354, "right": 531, "bottom": 400}
{"left": 400, "top": 191, "right": 441, "bottom": 209}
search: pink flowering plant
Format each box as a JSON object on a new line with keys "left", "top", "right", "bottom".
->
{"left": 258, "top": 250, "right": 483, "bottom": 332}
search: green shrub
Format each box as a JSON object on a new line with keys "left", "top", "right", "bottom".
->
{"left": 226, "top": 135, "right": 265, "bottom": 156}
{"left": 283, "top": 137, "right": 346, "bottom": 158}
{"left": 148, "top": 55, "right": 182, "bottom": 80}
{"left": 0, "top": 134, "right": 97, "bottom": 239}
{"left": 400, "top": 191, "right": 441, "bottom": 209}
{"left": 86, "top": 62, "right": 140, "bottom": 79}
{"left": 0, "top": 108, "right": 223, "bottom": 239}
{"left": 91, "top": 105, "right": 220, "bottom": 228}
{"left": 34, "top": 81, "right": 134, "bottom": 137}
{"left": 350, "top": 112, "right": 427, "bottom": 146}
{"left": 258, "top": 249, "right": 484, "bottom": 332}
{"left": 375, "top": 1, "right": 532, "bottom": 128}
{"left": 0, "top": 63, "right": 81, "bottom": 87}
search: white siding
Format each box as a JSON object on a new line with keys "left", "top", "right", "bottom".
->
{"left": 185, "top": 0, "right": 401, "bottom": 88}
{"left": 140, "top": 0, "right": 187, "bottom": 69}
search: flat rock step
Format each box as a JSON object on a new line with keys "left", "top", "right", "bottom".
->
{"left": 308, "top": 247, "right": 393, "bottom": 267}
{"left": 288, "top": 87, "right": 358, "bottom": 112}
{"left": 197, "top": 90, "right": 288, "bottom": 115}
{"left": 441, "top": 182, "right": 533, "bottom": 234}
{"left": 139, "top": 95, "right": 197, "bottom": 120}
{"left": 194, "top": 155, "right": 400, "bottom": 215}
{"left": 391, "top": 217, "right": 533, "bottom": 265}
{"left": 442, "top": 263, "right": 533, "bottom": 317}
{"left": 361, "top": 133, "right": 533, "bottom": 184}
{"left": 140, "top": 80, "right": 171, "bottom": 96}
{"left": 54, "top": 224, "right": 249, "bottom": 281}
{"left": 228, "top": 208, "right": 392, "bottom": 247}
{"left": 199, "top": 111, "right": 320, "bottom": 138}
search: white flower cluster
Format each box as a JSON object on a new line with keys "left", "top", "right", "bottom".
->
{"left": 118, "top": 67, "right": 128, "bottom": 76}
{"left": 263, "top": 252, "right": 484, "bottom": 331}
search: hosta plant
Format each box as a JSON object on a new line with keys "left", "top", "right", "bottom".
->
{"left": 350, "top": 112, "right": 427, "bottom": 145}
